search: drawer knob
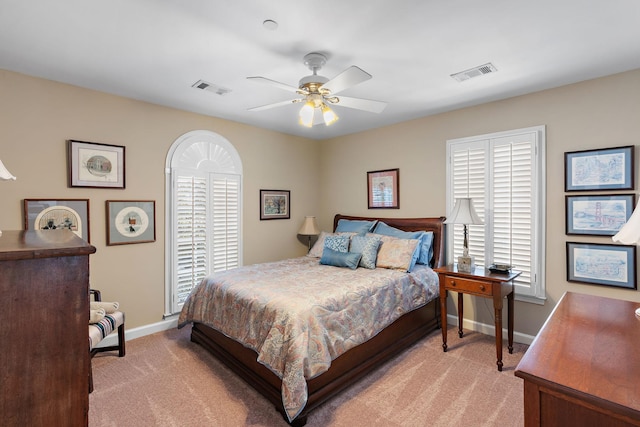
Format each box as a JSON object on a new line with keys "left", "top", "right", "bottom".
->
{"left": 480, "top": 284, "right": 485, "bottom": 291}
{"left": 451, "top": 281, "right": 456, "bottom": 287}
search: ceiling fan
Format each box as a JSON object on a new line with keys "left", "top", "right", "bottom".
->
{"left": 247, "top": 52, "right": 387, "bottom": 127}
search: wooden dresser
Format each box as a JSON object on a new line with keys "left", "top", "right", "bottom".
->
{"left": 0, "top": 230, "right": 96, "bottom": 427}
{"left": 515, "top": 292, "right": 640, "bottom": 426}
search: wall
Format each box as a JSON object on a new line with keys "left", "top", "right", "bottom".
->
{"left": 320, "top": 69, "right": 640, "bottom": 338}
{"left": 0, "top": 69, "right": 321, "bottom": 329}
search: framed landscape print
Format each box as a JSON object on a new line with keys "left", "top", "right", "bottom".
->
{"left": 367, "top": 168, "right": 399, "bottom": 209}
{"left": 566, "top": 194, "right": 635, "bottom": 236}
{"left": 24, "top": 198, "right": 90, "bottom": 242}
{"left": 566, "top": 242, "right": 636, "bottom": 289}
{"left": 68, "top": 140, "right": 125, "bottom": 188}
{"left": 106, "top": 200, "right": 155, "bottom": 245}
{"left": 564, "top": 145, "right": 634, "bottom": 191}
{"left": 260, "top": 190, "right": 290, "bottom": 220}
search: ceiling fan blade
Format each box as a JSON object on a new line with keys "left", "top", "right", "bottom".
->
{"left": 332, "top": 96, "right": 387, "bottom": 114}
{"left": 248, "top": 99, "right": 300, "bottom": 111}
{"left": 247, "top": 76, "right": 306, "bottom": 94}
{"left": 321, "top": 66, "right": 372, "bottom": 95}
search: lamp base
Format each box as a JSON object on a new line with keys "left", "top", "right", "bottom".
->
{"left": 457, "top": 255, "right": 475, "bottom": 273}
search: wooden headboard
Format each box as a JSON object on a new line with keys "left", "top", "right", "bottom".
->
{"left": 333, "top": 214, "right": 446, "bottom": 268}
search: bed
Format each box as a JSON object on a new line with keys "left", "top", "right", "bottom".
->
{"left": 178, "top": 214, "right": 445, "bottom": 425}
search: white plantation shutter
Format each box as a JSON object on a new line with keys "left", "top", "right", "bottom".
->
{"left": 166, "top": 131, "right": 243, "bottom": 315}
{"left": 447, "top": 126, "right": 545, "bottom": 301}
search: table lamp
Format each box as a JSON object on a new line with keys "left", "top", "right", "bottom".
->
{"left": 445, "top": 198, "right": 483, "bottom": 272}
{"left": 298, "top": 216, "right": 320, "bottom": 251}
{"left": 612, "top": 202, "right": 640, "bottom": 319}
{"left": 0, "top": 158, "right": 17, "bottom": 237}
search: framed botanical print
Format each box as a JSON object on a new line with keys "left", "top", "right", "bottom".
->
{"left": 260, "top": 190, "right": 290, "bottom": 220}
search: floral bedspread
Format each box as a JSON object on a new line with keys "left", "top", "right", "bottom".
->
{"left": 178, "top": 256, "right": 438, "bottom": 422}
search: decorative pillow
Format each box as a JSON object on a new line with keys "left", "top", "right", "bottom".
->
{"left": 307, "top": 231, "right": 355, "bottom": 258}
{"left": 320, "top": 248, "right": 362, "bottom": 270}
{"left": 324, "top": 235, "right": 350, "bottom": 253}
{"left": 373, "top": 222, "right": 434, "bottom": 265}
{"left": 349, "top": 234, "right": 382, "bottom": 269}
{"left": 376, "top": 236, "right": 421, "bottom": 272}
{"left": 335, "top": 219, "right": 378, "bottom": 235}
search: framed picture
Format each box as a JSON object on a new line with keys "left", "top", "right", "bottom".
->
{"left": 566, "top": 242, "right": 637, "bottom": 289}
{"left": 566, "top": 194, "right": 635, "bottom": 236}
{"left": 565, "top": 145, "right": 634, "bottom": 191}
{"left": 68, "top": 140, "right": 125, "bottom": 188}
{"left": 260, "top": 190, "right": 290, "bottom": 220}
{"left": 24, "top": 198, "right": 90, "bottom": 242}
{"left": 106, "top": 200, "right": 155, "bottom": 245}
{"left": 367, "top": 168, "right": 399, "bottom": 209}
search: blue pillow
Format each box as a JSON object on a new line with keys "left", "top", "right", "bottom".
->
{"left": 324, "top": 235, "right": 350, "bottom": 253}
{"left": 373, "top": 222, "right": 435, "bottom": 266}
{"left": 335, "top": 219, "right": 377, "bottom": 235}
{"left": 350, "top": 235, "right": 382, "bottom": 269}
{"left": 320, "top": 248, "right": 362, "bottom": 270}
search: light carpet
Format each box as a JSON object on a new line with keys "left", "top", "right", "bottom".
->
{"left": 89, "top": 324, "right": 528, "bottom": 426}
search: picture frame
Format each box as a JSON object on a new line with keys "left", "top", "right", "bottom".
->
{"left": 367, "top": 168, "right": 399, "bottom": 209}
{"left": 24, "top": 198, "right": 90, "bottom": 242}
{"left": 566, "top": 242, "right": 637, "bottom": 289}
{"left": 260, "top": 190, "right": 290, "bottom": 220}
{"left": 68, "top": 140, "right": 125, "bottom": 188}
{"left": 566, "top": 194, "right": 635, "bottom": 236}
{"left": 106, "top": 200, "right": 155, "bottom": 245}
{"left": 564, "top": 145, "right": 634, "bottom": 191}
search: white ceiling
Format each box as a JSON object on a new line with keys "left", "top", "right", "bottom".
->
{"left": 2, "top": 0, "right": 640, "bottom": 140}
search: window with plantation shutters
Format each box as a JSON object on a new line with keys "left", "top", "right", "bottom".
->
{"left": 446, "top": 126, "right": 546, "bottom": 302}
{"left": 165, "top": 131, "right": 243, "bottom": 316}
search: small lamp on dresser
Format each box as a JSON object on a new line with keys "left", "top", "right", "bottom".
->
{"left": 444, "top": 198, "right": 483, "bottom": 273}
{"left": 0, "top": 158, "right": 17, "bottom": 237}
{"left": 612, "top": 201, "right": 640, "bottom": 319}
{"left": 298, "top": 216, "right": 320, "bottom": 251}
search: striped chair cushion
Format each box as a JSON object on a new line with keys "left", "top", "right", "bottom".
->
{"left": 89, "top": 311, "right": 125, "bottom": 350}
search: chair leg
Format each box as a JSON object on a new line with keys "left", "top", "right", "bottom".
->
{"left": 117, "top": 323, "right": 126, "bottom": 357}
{"left": 89, "top": 357, "right": 94, "bottom": 393}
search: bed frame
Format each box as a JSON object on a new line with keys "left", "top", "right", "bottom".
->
{"left": 190, "top": 214, "right": 446, "bottom": 425}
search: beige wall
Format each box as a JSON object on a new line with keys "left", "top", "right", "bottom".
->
{"left": 0, "top": 69, "right": 320, "bottom": 329}
{"left": 2, "top": 68, "right": 639, "bottom": 338}
{"left": 320, "top": 68, "right": 640, "bottom": 337}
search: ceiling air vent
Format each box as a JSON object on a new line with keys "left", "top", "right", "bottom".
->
{"left": 450, "top": 63, "right": 497, "bottom": 82}
{"left": 192, "top": 80, "right": 232, "bottom": 96}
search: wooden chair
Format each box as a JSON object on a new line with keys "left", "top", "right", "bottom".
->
{"left": 89, "top": 289, "right": 125, "bottom": 393}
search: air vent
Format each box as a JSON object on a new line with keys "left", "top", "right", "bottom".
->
{"left": 450, "top": 63, "right": 497, "bottom": 82}
{"left": 192, "top": 80, "right": 232, "bottom": 96}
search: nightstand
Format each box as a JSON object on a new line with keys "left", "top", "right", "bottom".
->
{"left": 435, "top": 264, "right": 521, "bottom": 371}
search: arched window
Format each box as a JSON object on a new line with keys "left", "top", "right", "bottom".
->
{"left": 165, "top": 130, "right": 243, "bottom": 315}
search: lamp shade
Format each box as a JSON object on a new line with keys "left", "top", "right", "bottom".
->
{"left": 612, "top": 202, "right": 640, "bottom": 245}
{"left": 444, "top": 198, "right": 483, "bottom": 225}
{"left": 298, "top": 216, "right": 320, "bottom": 236}
{"left": 0, "top": 159, "right": 16, "bottom": 181}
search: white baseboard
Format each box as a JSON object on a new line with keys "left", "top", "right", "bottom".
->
{"left": 94, "top": 316, "right": 179, "bottom": 348}
{"left": 446, "top": 314, "right": 535, "bottom": 345}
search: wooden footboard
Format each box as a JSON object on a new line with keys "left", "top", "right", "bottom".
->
{"left": 191, "top": 299, "right": 439, "bottom": 425}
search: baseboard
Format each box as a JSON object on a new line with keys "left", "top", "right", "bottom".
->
{"left": 94, "top": 316, "right": 179, "bottom": 348}
{"left": 446, "top": 314, "right": 535, "bottom": 345}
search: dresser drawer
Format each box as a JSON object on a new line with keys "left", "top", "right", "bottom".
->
{"left": 444, "top": 276, "right": 492, "bottom": 296}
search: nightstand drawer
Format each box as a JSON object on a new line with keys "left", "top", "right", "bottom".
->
{"left": 444, "top": 276, "right": 492, "bottom": 296}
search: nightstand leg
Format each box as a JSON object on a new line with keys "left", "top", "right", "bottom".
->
{"left": 457, "top": 292, "right": 464, "bottom": 338}
{"left": 508, "top": 291, "right": 514, "bottom": 354}
{"left": 440, "top": 290, "right": 448, "bottom": 352}
{"left": 494, "top": 294, "right": 504, "bottom": 372}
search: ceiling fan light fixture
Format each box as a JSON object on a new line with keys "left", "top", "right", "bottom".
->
{"left": 322, "top": 104, "right": 338, "bottom": 126}
{"left": 299, "top": 102, "right": 315, "bottom": 127}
